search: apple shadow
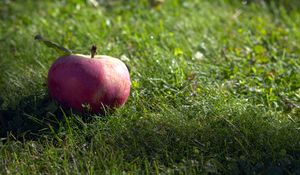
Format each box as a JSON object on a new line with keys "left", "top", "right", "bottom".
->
{"left": 0, "top": 94, "right": 96, "bottom": 140}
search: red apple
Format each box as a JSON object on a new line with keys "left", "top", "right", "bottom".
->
{"left": 47, "top": 54, "right": 131, "bottom": 113}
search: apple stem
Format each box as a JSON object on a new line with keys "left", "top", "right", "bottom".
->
{"left": 91, "top": 45, "right": 97, "bottom": 58}
{"left": 34, "top": 34, "right": 72, "bottom": 55}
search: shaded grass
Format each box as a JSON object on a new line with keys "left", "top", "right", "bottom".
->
{"left": 0, "top": 0, "right": 300, "bottom": 174}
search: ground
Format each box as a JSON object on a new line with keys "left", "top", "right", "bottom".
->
{"left": 0, "top": 0, "right": 300, "bottom": 174}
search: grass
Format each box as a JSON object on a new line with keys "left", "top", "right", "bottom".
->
{"left": 0, "top": 0, "right": 300, "bottom": 174}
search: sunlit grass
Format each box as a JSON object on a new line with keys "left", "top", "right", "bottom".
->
{"left": 0, "top": 0, "right": 299, "bottom": 174}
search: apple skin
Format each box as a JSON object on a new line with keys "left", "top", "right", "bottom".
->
{"left": 47, "top": 54, "right": 131, "bottom": 113}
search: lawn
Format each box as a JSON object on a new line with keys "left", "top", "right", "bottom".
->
{"left": 0, "top": 0, "right": 300, "bottom": 174}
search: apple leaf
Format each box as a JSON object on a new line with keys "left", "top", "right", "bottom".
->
{"left": 35, "top": 34, "right": 72, "bottom": 55}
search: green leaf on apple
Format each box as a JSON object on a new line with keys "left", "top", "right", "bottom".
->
{"left": 35, "top": 34, "right": 72, "bottom": 55}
